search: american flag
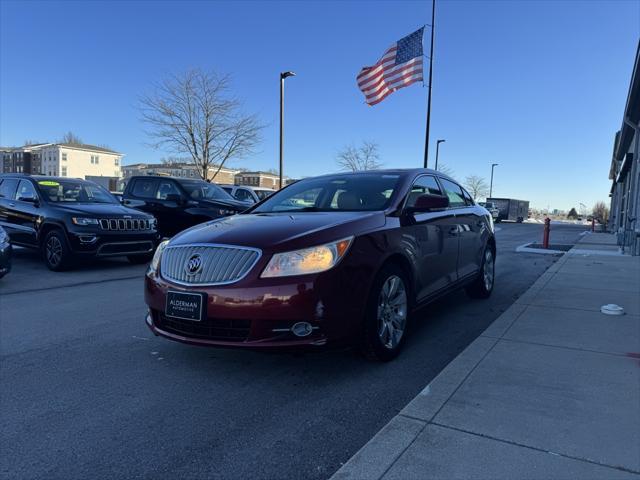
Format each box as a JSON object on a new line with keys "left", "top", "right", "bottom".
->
{"left": 357, "top": 27, "right": 425, "bottom": 106}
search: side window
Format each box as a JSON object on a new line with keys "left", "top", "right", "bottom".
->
{"left": 234, "top": 188, "right": 252, "bottom": 202}
{"left": 439, "top": 178, "right": 466, "bottom": 208}
{"left": 221, "top": 187, "right": 232, "bottom": 195}
{"left": 461, "top": 188, "right": 474, "bottom": 206}
{"left": 156, "top": 181, "right": 181, "bottom": 200}
{"left": 0, "top": 179, "right": 19, "bottom": 199}
{"left": 131, "top": 179, "right": 158, "bottom": 199}
{"left": 15, "top": 180, "right": 38, "bottom": 201}
{"left": 406, "top": 175, "right": 442, "bottom": 208}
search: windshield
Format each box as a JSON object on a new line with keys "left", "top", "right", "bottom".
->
{"left": 252, "top": 173, "right": 401, "bottom": 213}
{"left": 37, "top": 180, "right": 118, "bottom": 204}
{"left": 179, "top": 180, "right": 235, "bottom": 201}
{"left": 254, "top": 189, "right": 273, "bottom": 201}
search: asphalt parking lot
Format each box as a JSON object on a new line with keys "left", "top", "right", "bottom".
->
{"left": 0, "top": 223, "right": 588, "bottom": 480}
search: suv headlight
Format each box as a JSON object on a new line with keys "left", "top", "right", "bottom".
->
{"left": 261, "top": 237, "right": 353, "bottom": 278}
{"left": 72, "top": 217, "right": 99, "bottom": 226}
{"left": 149, "top": 240, "right": 169, "bottom": 273}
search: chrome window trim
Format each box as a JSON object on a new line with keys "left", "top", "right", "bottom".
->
{"left": 160, "top": 243, "right": 263, "bottom": 287}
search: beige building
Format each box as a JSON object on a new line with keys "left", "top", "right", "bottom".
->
{"left": 234, "top": 171, "right": 281, "bottom": 189}
{"left": 122, "top": 162, "right": 240, "bottom": 184}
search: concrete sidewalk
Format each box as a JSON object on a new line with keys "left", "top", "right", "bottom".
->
{"left": 333, "top": 234, "right": 640, "bottom": 479}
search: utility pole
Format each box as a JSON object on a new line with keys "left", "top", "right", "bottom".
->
{"left": 279, "top": 71, "right": 296, "bottom": 189}
{"left": 423, "top": 0, "right": 436, "bottom": 168}
{"left": 489, "top": 163, "right": 498, "bottom": 198}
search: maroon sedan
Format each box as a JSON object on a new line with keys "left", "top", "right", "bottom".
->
{"left": 144, "top": 169, "right": 496, "bottom": 361}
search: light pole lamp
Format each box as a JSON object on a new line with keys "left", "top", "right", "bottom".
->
{"left": 435, "top": 139, "right": 445, "bottom": 170}
{"left": 279, "top": 71, "right": 296, "bottom": 190}
{"left": 489, "top": 163, "right": 498, "bottom": 198}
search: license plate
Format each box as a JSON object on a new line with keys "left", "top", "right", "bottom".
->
{"left": 166, "top": 291, "right": 206, "bottom": 321}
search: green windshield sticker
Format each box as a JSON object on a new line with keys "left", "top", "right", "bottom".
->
{"left": 38, "top": 181, "right": 60, "bottom": 186}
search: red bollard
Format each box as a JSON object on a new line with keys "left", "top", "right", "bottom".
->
{"left": 543, "top": 217, "right": 551, "bottom": 249}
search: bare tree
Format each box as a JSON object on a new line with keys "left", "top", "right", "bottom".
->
{"left": 592, "top": 201, "right": 609, "bottom": 224}
{"left": 464, "top": 175, "right": 489, "bottom": 201}
{"left": 139, "top": 69, "right": 263, "bottom": 182}
{"left": 336, "top": 141, "right": 382, "bottom": 171}
{"left": 59, "top": 131, "right": 83, "bottom": 145}
{"left": 436, "top": 163, "right": 455, "bottom": 178}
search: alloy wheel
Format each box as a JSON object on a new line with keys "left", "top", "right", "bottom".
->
{"left": 46, "top": 236, "right": 63, "bottom": 267}
{"left": 377, "top": 275, "right": 408, "bottom": 350}
{"left": 483, "top": 249, "right": 494, "bottom": 291}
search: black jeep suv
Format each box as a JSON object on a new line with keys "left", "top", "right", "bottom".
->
{"left": 122, "top": 175, "right": 250, "bottom": 237}
{"left": 0, "top": 174, "right": 159, "bottom": 271}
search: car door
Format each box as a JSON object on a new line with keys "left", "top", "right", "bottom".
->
{"left": 9, "top": 180, "right": 40, "bottom": 246}
{"left": 402, "top": 175, "right": 459, "bottom": 301}
{"left": 0, "top": 178, "right": 20, "bottom": 235}
{"left": 155, "top": 179, "right": 192, "bottom": 235}
{"left": 124, "top": 177, "right": 160, "bottom": 215}
{"left": 439, "top": 178, "right": 482, "bottom": 279}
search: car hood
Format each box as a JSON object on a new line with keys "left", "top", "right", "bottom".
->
{"left": 170, "top": 211, "right": 386, "bottom": 250}
{"left": 197, "top": 198, "right": 251, "bottom": 210}
{"left": 51, "top": 203, "right": 152, "bottom": 218}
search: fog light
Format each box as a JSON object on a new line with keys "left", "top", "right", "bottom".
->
{"left": 291, "top": 322, "right": 313, "bottom": 337}
{"left": 79, "top": 235, "right": 97, "bottom": 244}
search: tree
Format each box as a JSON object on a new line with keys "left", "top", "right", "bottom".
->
{"left": 436, "top": 163, "right": 455, "bottom": 178}
{"left": 464, "top": 175, "right": 489, "bottom": 201}
{"left": 592, "top": 201, "right": 609, "bottom": 224}
{"left": 336, "top": 141, "right": 382, "bottom": 171}
{"left": 567, "top": 207, "right": 579, "bottom": 219}
{"left": 59, "top": 131, "right": 83, "bottom": 145}
{"left": 139, "top": 69, "right": 263, "bottom": 182}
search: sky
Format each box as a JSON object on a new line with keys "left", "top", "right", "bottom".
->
{"left": 1, "top": 0, "right": 638, "bottom": 211}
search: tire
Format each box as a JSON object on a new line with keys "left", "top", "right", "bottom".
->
{"left": 42, "top": 229, "right": 73, "bottom": 271}
{"left": 466, "top": 245, "right": 495, "bottom": 299}
{"left": 127, "top": 253, "right": 153, "bottom": 265}
{"left": 360, "top": 264, "right": 411, "bottom": 362}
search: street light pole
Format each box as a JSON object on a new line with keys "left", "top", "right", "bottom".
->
{"left": 489, "top": 163, "right": 498, "bottom": 198}
{"left": 435, "top": 139, "right": 445, "bottom": 170}
{"left": 279, "top": 71, "right": 296, "bottom": 190}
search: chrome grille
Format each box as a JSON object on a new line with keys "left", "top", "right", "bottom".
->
{"left": 99, "top": 218, "right": 153, "bottom": 231}
{"left": 160, "top": 244, "right": 261, "bottom": 286}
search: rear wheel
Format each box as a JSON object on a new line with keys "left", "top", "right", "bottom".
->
{"left": 127, "top": 253, "right": 153, "bottom": 265}
{"left": 42, "top": 230, "right": 72, "bottom": 271}
{"left": 466, "top": 246, "right": 495, "bottom": 299}
{"left": 360, "top": 264, "right": 410, "bottom": 361}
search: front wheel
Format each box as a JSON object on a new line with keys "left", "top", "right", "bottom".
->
{"left": 42, "top": 230, "right": 72, "bottom": 271}
{"left": 360, "top": 264, "right": 411, "bottom": 362}
{"left": 466, "top": 246, "right": 495, "bottom": 299}
{"left": 127, "top": 253, "right": 153, "bottom": 265}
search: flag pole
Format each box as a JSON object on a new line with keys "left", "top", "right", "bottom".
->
{"left": 423, "top": 0, "right": 436, "bottom": 168}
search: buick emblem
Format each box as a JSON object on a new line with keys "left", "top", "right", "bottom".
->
{"left": 185, "top": 254, "right": 203, "bottom": 275}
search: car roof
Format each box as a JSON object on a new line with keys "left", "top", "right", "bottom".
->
{"left": 0, "top": 174, "right": 90, "bottom": 183}
{"left": 295, "top": 168, "right": 457, "bottom": 183}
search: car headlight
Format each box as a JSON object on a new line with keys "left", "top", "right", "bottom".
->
{"left": 150, "top": 240, "right": 170, "bottom": 273}
{"left": 71, "top": 217, "right": 99, "bottom": 226}
{"left": 261, "top": 237, "right": 354, "bottom": 278}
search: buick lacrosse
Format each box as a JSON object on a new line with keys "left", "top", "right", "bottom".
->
{"left": 144, "top": 169, "right": 496, "bottom": 360}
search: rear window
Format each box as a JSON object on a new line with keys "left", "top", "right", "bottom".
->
{"left": 0, "top": 178, "right": 19, "bottom": 199}
{"left": 131, "top": 178, "right": 158, "bottom": 198}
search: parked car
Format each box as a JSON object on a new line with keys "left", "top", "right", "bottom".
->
{"left": 486, "top": 197, "right": 529, "bottom": 223}
{"left": 219, "top": 184, "right": 276, "bottom": 204}
{"left": 122, "top": 176, "right": 250, "bottom": 238}
{"left": 478, "top": 201, "right": 500, "bottom": 220}
{"left": 144, "top": 169, "right": 496, "bottom": 361}
{"left": 0, "top": 175, "right": 159, "bottom": 271}
{"left": 0, "top": 225, "right": 11, "bottom": 279}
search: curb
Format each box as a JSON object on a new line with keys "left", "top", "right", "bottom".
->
{"left": 331, "top": 250, "right": 573, "bottom": 480}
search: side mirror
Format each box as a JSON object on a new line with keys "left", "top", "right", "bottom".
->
{"left": 406, "top": 194, "right": 449, "bottom": 213}
{"left": 19, "top": 196, "right": 39, "bottom": 205}
{"left": 165, "top": 193, "right": 183, "bottom": 204}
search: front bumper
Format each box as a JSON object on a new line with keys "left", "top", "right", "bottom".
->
{"left": 66, "top": 230, "right": 159, "bottom": 257}
{"left": 144, "top": 267, "right": 367, "bottom": 349}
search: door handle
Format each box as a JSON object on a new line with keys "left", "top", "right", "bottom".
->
{"left": 448, "top": 226, "right": 458, "bottom": 236}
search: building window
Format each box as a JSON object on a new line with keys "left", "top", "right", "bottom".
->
{"left": 91, "top": 155, "right": 100, "bottom": 164}
{"left": 61, "top": 166, "right": 67, "bottom": 177}
{"left": 114, "top": 158, "right": 119, "bottom": 166}
{"left": 62, "top": 153, "right": 67, "bottom": 161}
